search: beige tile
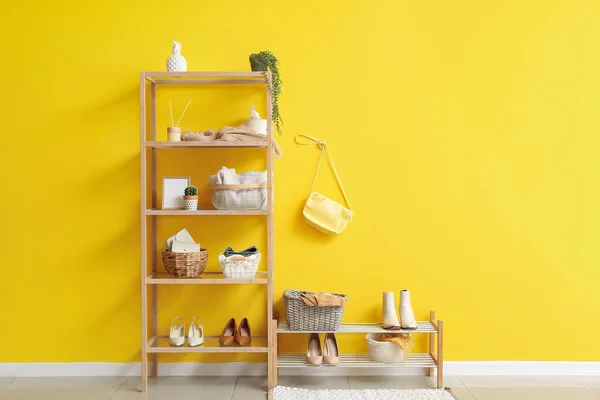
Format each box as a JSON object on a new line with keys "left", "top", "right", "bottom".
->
{"left": 0, "top": 388, "right": 113, "bottom": 400}
{"left": 349, "top": 375, "right": 464, "bottom": 389}
{"left": 588, "top": 388, "right": 600, "bottom": 398}
{"left": 0, "top": 379, "right": 15, "bottom": 389}
{"left": 277, "top": 376, "right": 350, "bottom": 390}
{"left": 572, "top": 376, "right": 600, "bottom": 388}
{"left": 459, "top": 375, "right": 579, "bottom": 388}
{"left": 112, "top": 376, "right": 236, "bottom": 400}
{"left": 467, "top": 387, "right": 598, "bottom": 400}
{"left": 6, "top": 377, "right": 125, "bottom": 389}
{"left": 448, "top": 387, "right": 476, "bottom": 400}
{"left": 232, "top": 377, "right": 267, "bottom": 400}
{"left": 0, "top": 377, "right": 124, "bottom": 400}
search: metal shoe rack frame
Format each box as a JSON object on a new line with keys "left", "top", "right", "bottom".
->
{"left": 270, "top": 310, "right": 444, "bottom": 389}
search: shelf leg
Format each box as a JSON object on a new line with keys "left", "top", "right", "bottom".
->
{"left": 268, "top": 319, "right": 277, "bottom": 389}
{"left": 437, "top": 320, "right": 444, "bottom": 389}
{"left": 149, "top": 82, "right": 158, "bottom": 379}
{"left": 272, "top": 319, "right": 278, "bottom": 387}
{"left": 140, "top": 72, "right": 148, "bottom": 393}
{"left": 266, "top": 71, "right": 276, "bottom": 392}
{"left": 429, "top": 310, "right": 435, "bottom": 377}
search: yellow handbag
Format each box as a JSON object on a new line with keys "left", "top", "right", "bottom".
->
{"left": 296, "top": 135, "right": 353, "bottom": 235}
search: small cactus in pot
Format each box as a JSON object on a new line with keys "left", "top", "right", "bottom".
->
{"left": 183, "top": 186, "right": 198, "bottom": 211}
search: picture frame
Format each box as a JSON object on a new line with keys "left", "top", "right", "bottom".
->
{"left": 162, "top": 176, "right": 191, "bottom": 209}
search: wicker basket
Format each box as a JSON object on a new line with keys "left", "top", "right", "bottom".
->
{"left": 210, "top": 173, "right": 267, "bottom": 210}
{"left": 219, "top": 254, "right": 261, "bottom": 279}
{"left": 283, "top": 290, "right": 347, "bottom": 331}
{"left": 162, "top": 249, "right": 208, "bottom": 278}
{"left": 366, "top": 333, "right": 406, "bottom": 363}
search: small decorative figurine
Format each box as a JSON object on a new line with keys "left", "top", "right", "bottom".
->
{"left": 183, "top": 186, "right": 198, "bottom": 211}
{"left": 167, "top": 41, "right": 187, "bottom": 72}
{"left": 244, "top": 105, "right": 267, "bottom": 135}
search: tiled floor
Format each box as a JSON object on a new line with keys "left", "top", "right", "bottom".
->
{"left": 0, "top": 375, "right": 599, "bottom": 399}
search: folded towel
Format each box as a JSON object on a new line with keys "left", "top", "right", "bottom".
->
{"left": 182, "top": 125, "right": 282, "bottom": 158}
{"left": 300, "top": 293, "right": 345, "bottom": 307}
{"left": 223, "top": 246, "right": 259, "bottom": 257}
{"left": 214, "top": 167, "right": 267, "bottom": 186}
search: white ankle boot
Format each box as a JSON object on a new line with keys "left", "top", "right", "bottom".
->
{"left": 399, "top": 290, "right": 417, "bottom": 329}
{"left": 382, "top": 292, "right": 401, "bottom": 329}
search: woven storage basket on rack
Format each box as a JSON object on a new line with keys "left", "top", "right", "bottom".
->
{"left": 162, "top": 249, "right": 208, "bottom": 278}
{"left": 219, "top": 254, "right": 261, "bottom": 279}
{"left": 366, "top": 333, "right": 406, "bottom": 363}
{"left": 210, "top": 173, "right": 267, "bottom": 210}
{"left": 283, "top": 290, "right": 347, "bottom": 331}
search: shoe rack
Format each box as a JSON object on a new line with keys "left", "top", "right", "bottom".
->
{"left": 270, "top": 310, "right": 444, "bottom": 388}
{"left": 139, "top": 72, "right": 275, "bottom": 393}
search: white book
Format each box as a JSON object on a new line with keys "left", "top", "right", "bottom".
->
{"left": 171, "top": 240, "right": 201, "bottom": 253}
{"left": 166, "top": 229, "right": 196, "bottom": 251}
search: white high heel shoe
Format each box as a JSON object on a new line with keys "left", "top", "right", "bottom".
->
{"left": 169, "top": 316, "right": 185, "bottom": 347}
{"left": 188, "top": 316, "right": 204, "bottom": 347}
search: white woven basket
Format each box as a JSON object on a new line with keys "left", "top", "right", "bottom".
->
{"left": 366, "top": 333, "right": 406, "bottom": 363}
{"left": 219, "top": 254, "right": 261, "bottom": 279}
{"left": 210, "top": 172, "right": 267, "bottom": 210}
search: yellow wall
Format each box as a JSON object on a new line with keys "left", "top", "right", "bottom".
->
{"left": 1, "top": 0, "right": 599, "bottom": 363}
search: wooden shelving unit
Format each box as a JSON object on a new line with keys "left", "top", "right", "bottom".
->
{"left": 270, "top": 311, "right": 444, "bottom": 389}
{"left": 139, "top": 71, "right": 275, "bottom": 393}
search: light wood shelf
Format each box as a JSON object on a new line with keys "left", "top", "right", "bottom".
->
{"left": 144, "top": 71, "right": 268, "bottom": 85}
{"left": 140, "top": 71, "right": 275, "bottom": 393}
{"left": 147, "top": 336, "right": 269, "bottom": 353}
{"left": 145, "top": 209, "right": 268, "bottom": 216}
{"left": 146, "top": 272, "right": 268, "bottom": 285}
{"left": 145, "top": 141, "right": 267, "bottom": 148}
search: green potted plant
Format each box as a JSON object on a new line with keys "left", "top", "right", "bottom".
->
{"left": 183, "top": 186, "right": 198, "bottom": 211}
{"left": 249, "top": 51, "right": 283, "bottom": 135}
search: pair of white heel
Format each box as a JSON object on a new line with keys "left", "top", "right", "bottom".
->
{"left": 382, "top": 290, "right": 417, "bottom": 330}
{"left": 169, "top": 316, "right": 204, "bottom": 347}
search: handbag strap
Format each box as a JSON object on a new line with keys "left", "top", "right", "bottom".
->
{"left": 295, "top": 134, "right": 352, "bottom": 210}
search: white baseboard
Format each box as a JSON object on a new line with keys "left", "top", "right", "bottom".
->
{"left": 1, "top": 361, "right": 600, "bottom": 377}
{"left": 444, "top": 361, "right": 600, "bottom": 376}
{"left": 0, "top": 363, "right": 265, "bottom": 377}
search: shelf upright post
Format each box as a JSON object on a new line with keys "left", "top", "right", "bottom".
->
{"left": 437, "top": 320, "right": 444, "bottom": 389}
{"left": 266, "top": 70, "right": 275, "bottom": 390}
{"left": 272, "top": 320, "right": 278, "bottom": 387}
{"left": 139, "top": 72, "right": 148, "bottom": 393}
{"left": 150, "top": 81, "right": 158, "bottom": 378}
{"left": 429, "top": 310, "right": 436, "bottom": 377}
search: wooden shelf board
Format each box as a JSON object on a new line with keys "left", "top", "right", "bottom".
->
{"left": 277, "top": 321, "right": 437, "bottom": 334}
{"left": 146, "top": 209, "right": 268, "bottom": 216}
{"left": 144, "top": 72, "right": 269, "bottom": 85}
{"left": 145, "top": 71, "right": 267, "bottom": 78}
{"left": 278, "top": 353, "right": 437, "bottom": 368}
{"left": 147, "top": 336, "right": 269, "bottom": 353}
{"left": 146, "top": 272, "right": 268, "bottom": 285}
{"left": 145, "top": 141, "right": 268, "bottom": 148}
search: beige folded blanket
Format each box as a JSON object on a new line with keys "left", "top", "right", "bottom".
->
{"left": 300, "top": 293, "right": 345, "bottom": 307}
{"left": 182, "top": 125, "right": 281, "bottom": 158}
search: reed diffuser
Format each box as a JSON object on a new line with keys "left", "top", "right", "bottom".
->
{"left": 167, "top": 100, "right": 192, "bottom": 141}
